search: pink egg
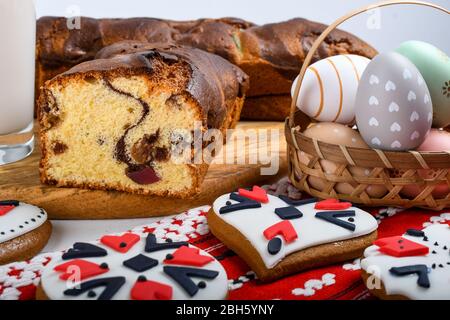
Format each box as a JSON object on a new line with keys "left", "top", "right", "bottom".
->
{"left": 418, "top": 129, "right": 450, "bottom": 151}
{"left": 400, "top": 129, "right": 450, "bottom": 199}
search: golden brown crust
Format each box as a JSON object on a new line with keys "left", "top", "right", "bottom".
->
{"left": 36, "top": 16, "right": 377, "bottom": 119}
{"left": 0, "top": 220, "right": 52, "bottom": 265}
{"left": 35, "top": 283, "right": 49, "bottom": 300}
{"left": 241, "top": 95, "right": 292, "bottom": 121}
{"left": 360, "top": 270, "right": 409, "bottom": 300}
{"left": 41, "top": 44, "right": 249, "bottom": 130}
{"left": 96, "top": 43, "right": 290, "bottom": 122}
{"left": 207, "top": 208, "right": 377, "bottom": 282}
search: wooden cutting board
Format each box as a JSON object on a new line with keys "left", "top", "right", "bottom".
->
{"left": 0, "top": 121, "right": 287, "bottom": 219}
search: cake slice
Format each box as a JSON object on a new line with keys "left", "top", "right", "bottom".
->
{"left": 38, "top": 44, "right": 249, "bottom": 198}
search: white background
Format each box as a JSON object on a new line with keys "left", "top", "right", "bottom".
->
{"left": 35, "top": 0, "right": 450, "bottom": 53}
{"left": 33, "top": 0, "right": 449, "bottom": 252}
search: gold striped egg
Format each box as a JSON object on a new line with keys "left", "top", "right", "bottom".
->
{"left": 292, "top": 54, "right": 370, "bottom": 124}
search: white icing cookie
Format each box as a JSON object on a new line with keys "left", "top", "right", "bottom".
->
{"left": 0, "top": 201, "right": 48, "bottom": 244}
{"left": 40, "top": 233, "right": 228, "bottom": 300}
{"left": 361, "top": 223, "right": 450, "bottom": 300}
{"left": 212, "top": 190, "right": 378, "bottom": 269}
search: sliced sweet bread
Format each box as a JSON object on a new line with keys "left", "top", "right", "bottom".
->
{"left": 38, "top": 44, "right": 249, "bottom": 198}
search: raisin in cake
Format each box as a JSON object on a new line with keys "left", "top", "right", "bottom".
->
{"left": 38, "top": 44, "right": 249, "bottom": 198}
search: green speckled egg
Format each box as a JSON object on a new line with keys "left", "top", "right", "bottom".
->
{"left": 396, "top": 41, "right": 450, "bottom": 128}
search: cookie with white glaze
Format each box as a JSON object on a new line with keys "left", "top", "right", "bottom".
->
{"left": 37, "top": 232, "right": 228, "bottom": 300}
{"left": 361, "top": 223, "right": 450, "bottom": 300}
{"left": 0, "top": 201, "right": 52, "bottom": 265}
{"left": 208, "top": 186, "right": 378, "bottom": 282}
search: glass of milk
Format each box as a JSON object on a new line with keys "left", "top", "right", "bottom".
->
{"left": 0, "top": 0, "right": 35, "bottom": 165}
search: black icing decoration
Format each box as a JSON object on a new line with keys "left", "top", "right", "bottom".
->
{"left": 389, "top": 265, "right": 430, "bottom": 288}
{"left": 315, "top": 211, "right": 356, "bottom": 231}
{"left": 138, "top": 275, "right": 147, "bottom": 282}
{"left": 145, "top": 233, "right": 188, "bottom": 253}
{"left": 0, "top": 200, "right": 20, "bottom": 206}
{"left": 64, "top": 277, "right": 126, "bottom": 300}
{"left": 163, "top": 266, "right": 219, "bottom": 297}
{"left": 123, "top": 254, "right": 158, "bottom": 272}
{"left": 100, "top": 263, "right": 109, "bottom": 270}
{"left": 274, "top": 206, "right": 303, "bottom": 220}
{"left": 267, "top": 237, "right": 282, "bottom": 255}
{"left": 214, "top": 250, "right": 236, "bottom": 261}
{"left": 406, "top": 229, "right": 425, "bottom": 237}
{"left": 87, "top": 291, "right": 97, "bottom": 298}
{"left": 62, "top": 242, "right": 108, "bottom": 260}
{"left": 278, "top": 196, "right": 317, "bottom": 206}
{"left": 230, "top": 192, "right": 252, "bottom": 202}
{"left": 219, "top": 193, "right": 261, "bottom": 214}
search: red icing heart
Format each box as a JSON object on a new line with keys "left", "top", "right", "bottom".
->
{"left": 374, "top": 236, "right": 429, "bottom": 257}
{"left": 126, "top": 167, "right": 160, "bottom": 185}
{"left": 315, "top": 199, "right": 352, "bottom": 210}
{"left": 0, "top": 205, "right": 15, "bottom": 216}
{"left": 238, "top": 186, "right": 269, "bottom": 203}
{"left": 164, "top": 246, "right": 214, "bottom": 267}
{"left": 54, "top": 259, "right": 109, "bottom": 281}
{"left": 131, "top": 280, "right": 172, "bottom": 300}
{"left": 263, "top": 221, "right": 297, "bottom": 243}
{"left": 100, "top": 233, "right": 140, "bottom": 253}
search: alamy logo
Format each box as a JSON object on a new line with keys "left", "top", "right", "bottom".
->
{"left": 366, "top": 8, "right": 381, "bottom": 30}
{"left": 66, "top": 5, "right": 81, "bottom": 30}
{"left": 170, "top": 122, "right": 280, "bottom": 175}
{"left": 364, "top": 265, "right": 382, "bottom": 290}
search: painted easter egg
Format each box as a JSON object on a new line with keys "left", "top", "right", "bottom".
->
{"left": 396, "top": 41, "right": 450, "bottom": 128}
{"left": 399, "top": 129, "right": 450, "bottom": 199}
{"left": 299, "top": 122, "right": 387, "bottom": 198}
{"left": 355, "top": 52, "right": 432, "bottom": 151}
{"left": 292, "top": 54, "right": 370, "bottom": 124}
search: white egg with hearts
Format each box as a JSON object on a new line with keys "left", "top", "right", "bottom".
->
{"left": 292, "top": 54, "right": 370, "bottom": 124}
{"left": 355, "top": 52, "right": 432, "bottom": 151}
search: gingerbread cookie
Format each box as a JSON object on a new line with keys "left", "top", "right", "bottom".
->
{"left": 37, "top": 232, "right": 228, "bottom": 300}
{"left": 208, "top": 186, "right": 378, "bottom": 282}
{"left": 0, "top": 201, "right": 52, "bottom": 265}
{"left": 361, "top": 223, "right": 450, "bottom": 300}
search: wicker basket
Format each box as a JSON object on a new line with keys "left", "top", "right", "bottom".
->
{"left": 286, "top": 0, "right": 450, "bottom": 210}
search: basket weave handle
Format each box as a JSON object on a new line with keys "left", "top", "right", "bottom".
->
{"left": 289, "top": 0, "right": 450, "bottom": 128}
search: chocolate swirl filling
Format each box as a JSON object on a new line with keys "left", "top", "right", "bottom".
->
{"left": 104, "top": 79, "right": 161, "bottom": 185}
